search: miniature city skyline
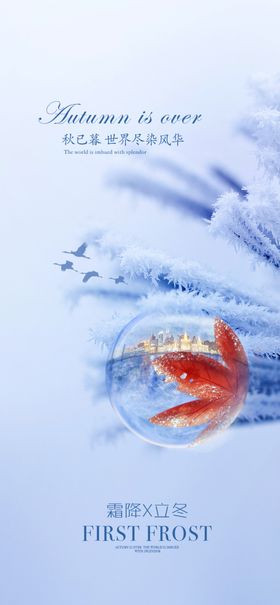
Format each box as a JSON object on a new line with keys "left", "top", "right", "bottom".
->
{"left": 117, "top": 328, "right": 219, "bottom": 358}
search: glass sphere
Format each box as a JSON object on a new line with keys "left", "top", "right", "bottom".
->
{"left": 106, "top": 312, "right": 249, "bottom": 448}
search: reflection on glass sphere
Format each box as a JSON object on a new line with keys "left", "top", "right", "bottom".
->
{"left": 106, "top": 312, "right": 249, "bottom": 448}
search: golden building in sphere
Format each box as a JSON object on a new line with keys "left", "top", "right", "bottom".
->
{"left": 121, "top": 329, "right": 218, "bottom": 358}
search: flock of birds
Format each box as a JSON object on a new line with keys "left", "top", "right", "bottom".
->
{"left": 54, "top": 243, "right": 127, "bottom": 285}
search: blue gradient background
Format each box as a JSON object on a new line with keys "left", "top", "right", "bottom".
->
{"left": 1, "top": 1, "right": 280, "bottom": 604}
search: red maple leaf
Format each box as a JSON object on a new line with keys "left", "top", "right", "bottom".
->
{"left": 149, "top": 318, "right": 249, "bottom": 442}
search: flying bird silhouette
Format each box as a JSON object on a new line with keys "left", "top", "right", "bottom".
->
{"left": 62, "top": 242, "right": 90, "bottom": 259}
{"left": 80, "top": 270, "right": 103, "bottom": 283}
{"left": 53, "top": 261, "right": 78, "bottom": 272}
{"left": 109, "top": 275, "right": 127, "bottom": 284}
{"left": 150, "top": 318, "right": 249, "bottom": 445}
